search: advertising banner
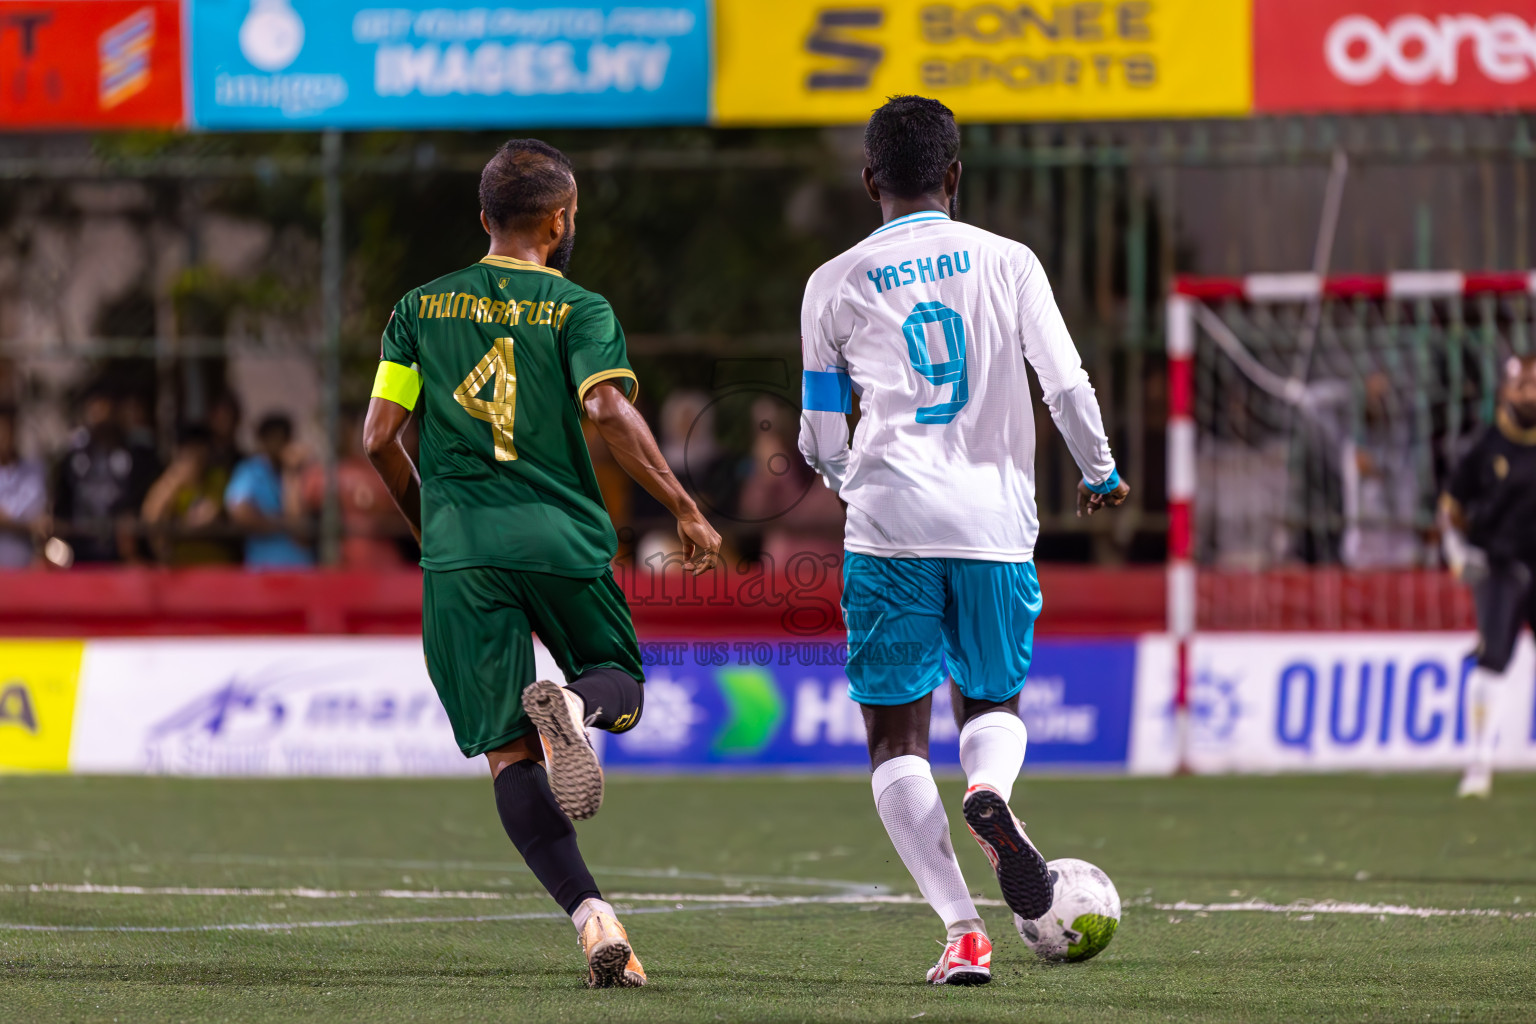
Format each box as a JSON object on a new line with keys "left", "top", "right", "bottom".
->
{"left": 53, "top": 635, "right": 1135, "bottom": 775}
{"left": 68, "top": 637, "right": 508, "bottom": 777}
{"left": 1131, "top": 633, "right": 1536, "bottom": 773}
{"left": 713, "top": 0, "right": 1251, "bottom": 125}
{"left": 189, "top": 0, "right": 710, "bottom": 129}
{"left": 0, "top": 0, "right": 184, "bottom": 128}
{"left": 0, "top": 640, "right": 83, "bottom": 772}
{"left": 1254, "top": 1, "right": 1536, "bottom": 113}
{"left": 606, "top": 637, "right": 1137, "bottom": 769}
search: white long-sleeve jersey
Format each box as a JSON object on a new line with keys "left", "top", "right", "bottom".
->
{"left": 798, "top": 211, "right": 1118, "bottom": 562}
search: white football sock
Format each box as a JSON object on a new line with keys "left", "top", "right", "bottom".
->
{"left": 871, "top": 755, "right": 984, "bottom": 942}
{"left": 959, "top": 710, "right": 1029, "bottom": 804}
{"left": 1466, "top": 665, "right": 1507, "bottom": 770}
{"left": 570, "top": 897, "right": 615, "bottom": 934}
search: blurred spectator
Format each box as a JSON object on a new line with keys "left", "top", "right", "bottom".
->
{"left": 636, "top": 389, "right": 746, "bottom": 567}
{"left": 0, "top": 406, "right": 45, "bottom": 568}
{"left": 119, "top": 392, "right": 157, "bottom": 453}
{"left": 658, "top": 389, "right": 739, "bottom": 517}
{"left": 54, "top": 390, "right": 159, "bottom": 564}
{"left": 226, "top": 413, "right": 313, "bottom": 569}
{"left": 1341, "top": 372, "right": 1423, "bottom": 568}
{"left": 207, "top": 390, "right": 244, "bottom": 476}
{"left": 738, "top": 395, "right": 844, "bottom": 567}
{"left": 301, "top": 412, "right": 405, "bottom": 568}
{"left": 141, "top": 424, "right": 236, "bottom": 566}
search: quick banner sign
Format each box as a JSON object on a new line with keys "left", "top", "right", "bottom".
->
{"left": 189, "top": 0, "right": 709, "bottom": 128}
{"left": 713, "top": 0, "right": 1251, "bottom": 125}
{"left": 1131, "top": 633, "right": 1536, "bottom": 774}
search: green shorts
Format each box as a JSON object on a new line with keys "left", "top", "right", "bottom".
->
{"left": 422, "top": 566, "right": 643, "bottom": 757}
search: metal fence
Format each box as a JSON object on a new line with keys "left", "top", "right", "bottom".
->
{"left": 1, "top": 114, "right": 1531, "bottom": 565}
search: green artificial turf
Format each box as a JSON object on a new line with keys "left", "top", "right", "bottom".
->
{"left": 2, "top": 773, "right": 1534, "bottom": 1023}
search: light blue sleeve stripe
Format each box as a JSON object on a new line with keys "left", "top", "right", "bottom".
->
{"left": 1083, "top": 467, "right": 1122, "bottom": 495}
{"left": 802, "top": 369, "right": 852, "bottom": 414}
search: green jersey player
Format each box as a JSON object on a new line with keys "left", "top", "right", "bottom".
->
{"left": 364, "top": 139, "right": 721, "bottom": 988}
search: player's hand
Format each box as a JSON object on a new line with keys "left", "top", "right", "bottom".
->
{"left": 1454, "top": 545, "right": 1489, "bottom": 587}
{"left": 1077, "top": 479, "right": 1131, "bottom": 518}
{"left": 676, "top": 511, "right": 722, "bottom": 576}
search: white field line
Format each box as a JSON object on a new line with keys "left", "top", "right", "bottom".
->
{"left": 0, "top": 894, "right": 953, "bottom": 934}
{"left": 0, "top": 884, "right": 959, "bottom": 906}
{"left": 3, "top": 888, "right": 1533, "bottom": 933}
{"left": 0, "top": 883, "right": 529, "bottom": 900}
{"left": 0, "top": 849, "right": 878, "bottom": 895}
{"left": 1154, "top": 899, "right": 1535, "bottom": 920}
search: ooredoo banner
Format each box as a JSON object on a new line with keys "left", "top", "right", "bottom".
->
{"left": 189, "top": 0, "right": 710, "bottom": 129}
{"left": 1254, "top": 0, "right": 1536, "bottom": 112}
{"left": 0, "top": 0, "right": 184, "bottom": 128}
{"left": 713, "top": 0, "right": 1252, "bottom": 125}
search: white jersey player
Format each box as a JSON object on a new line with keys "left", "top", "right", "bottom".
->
{"left": 798, "top": 96, "right": 1129, "bottom": 985}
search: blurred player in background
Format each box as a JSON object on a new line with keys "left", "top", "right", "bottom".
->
{"left": 1441, "top": 354, "right": 1536, "bottom": 799}
{"left": 363, "top": 139, "right": 721, "bottom": 987}
{"left": 798, "top": 96, "right": 1129, "bottom": 985}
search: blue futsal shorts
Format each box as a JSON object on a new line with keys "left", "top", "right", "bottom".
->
{"left": 841, "top": 552, "right": 1042, "bottom": 707}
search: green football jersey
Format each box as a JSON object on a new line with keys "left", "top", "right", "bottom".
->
{"left": 372, "top": 255, "right": 637, "bottom": 576}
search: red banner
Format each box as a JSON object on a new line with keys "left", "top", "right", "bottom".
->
{"left": 0, "top": 1, "right": 183, "bottom": 128}
{"left": 1255, "top": 0, "right": 1536, "bottom": 112}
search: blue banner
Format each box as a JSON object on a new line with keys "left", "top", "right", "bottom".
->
{"left": 190, "top": 0, "right": 709, "bottom": 129}
{"left": 603, "top": 639, "right": 1137, "bottom": 769}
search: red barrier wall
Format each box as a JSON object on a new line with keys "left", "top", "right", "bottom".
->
{"left": 0, "top": 565, "right": 1169, "bottom": 637}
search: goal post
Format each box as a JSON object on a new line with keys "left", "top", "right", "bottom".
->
{"left": 1165, "top": 270, "right": 1535, "bottom": 766}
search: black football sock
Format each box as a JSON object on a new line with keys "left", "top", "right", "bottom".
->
{"left": 567, "top": 666, "right": 644, "bottom": 733}
{"left": 493, "top": 760, "right": 600, "bottom": 915}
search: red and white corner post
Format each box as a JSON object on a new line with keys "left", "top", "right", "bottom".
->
{"left": 1166, "top": 289, "right": 1197, "bottom": 773}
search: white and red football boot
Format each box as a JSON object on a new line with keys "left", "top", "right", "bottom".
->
{"left": 926, "top": 931, "right": 992, "bottom": 985}
{"left": 962, "top": 783, "right": 1054, "bottom": 921}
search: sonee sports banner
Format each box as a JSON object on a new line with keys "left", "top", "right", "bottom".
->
{"left": 712, "top": 0, "right": 1253, "bottom": 124}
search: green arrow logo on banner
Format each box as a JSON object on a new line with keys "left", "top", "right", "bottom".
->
{"left": 712, "top": 667, "right": 785, "bottom": 756}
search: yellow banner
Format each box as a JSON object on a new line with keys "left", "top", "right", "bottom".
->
{"left": 714, "top": 1, "right": 1251, "bottom": 124}
{"left": 0, "top": 640, "right": 84, "bottom": 773}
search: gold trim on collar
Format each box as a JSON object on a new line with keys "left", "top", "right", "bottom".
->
{"left": 480, "top": 255, "right": 564, "bottom": 278}
{"left": 1496, "top": 407, "right": 1536, "bottom": 445}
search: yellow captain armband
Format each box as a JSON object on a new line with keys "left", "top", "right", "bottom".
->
{"left": 372, "top": 360, "right": 422, "bottom": 410}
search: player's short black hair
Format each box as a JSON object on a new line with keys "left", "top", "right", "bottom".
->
{"left": 864, "top": 95, "right": 961, "bottom": 200}
{"left": 256, "top": 413, "right": 292, "bottom": 441}
{"left": 479, "top": 139, "right": 575, "bottom": 232}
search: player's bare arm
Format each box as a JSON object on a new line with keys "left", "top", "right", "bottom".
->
{"left": 582, "top": 380, "right": 721, "bottom": 575}
{"left": 362, "top": 396, "right": 422, "bottom": 544}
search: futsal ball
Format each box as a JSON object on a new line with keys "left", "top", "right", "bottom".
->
{"left": 1014, "top": 857, "right": 1121, "bottom": 962}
